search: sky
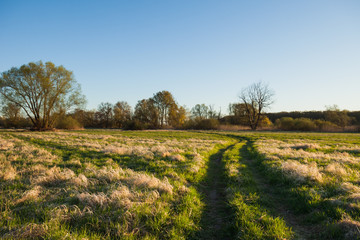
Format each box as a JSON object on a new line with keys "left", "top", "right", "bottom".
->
{"left": 0, "top": 0, "right": 359, "bottom": 114}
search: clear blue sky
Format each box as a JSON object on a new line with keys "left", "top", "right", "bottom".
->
{"left": 1, "top": 0, "right": 359, "bottom": 113}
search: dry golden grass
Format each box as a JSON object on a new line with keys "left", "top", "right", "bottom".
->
{"left": 89, "top": 166, "right": 123, "bottom": 183}
{"left": 126, "top": 173, "right": 173, "bottom": 194}
{"left": 77, "top": 192, "right": 109, "bottom": 207}
{"left": 169, "top": 154, "right": 185, "bottom": 162}
{"left": 324, "top": 162, "right": 348, "bottom": 177}
{"left": 0, "top": 130, "right": 230, "bottom": 239}
{"left": 281, "top": 160, "right": 323, "bottom": 183}
{"left": 291, "top": 143, "right": 321, "bottom": 150}
{"left": 188, "top": 153, "right": 204, "bottom": 173}
{"left": 50, "top": 204, "right": 93, "bottom": 221}
{"left": 102, "top": 145, "right": 128, "bottom": 154}
{"left": 340, "top": 182, "right": 360, "bottom": 194}
{"left": 0, "top": 162, "right": 17, "bottom": 181}
{"left": 71, "top": 174, "right": 89, "bottom": 188}
{"left": 256, "top": 138, "right": 359, "bottom": 183}
{"left": 17, "top": 131, "right": 224, "bottom": 158}
{"left": 0, "top": 138, "right": 14, "bottom": 150}
{"left": 77, "top": 184, "right": 161, "bottom": 210}
{"left": 32, "top": 167, "right": 76, "bottom": 186}
{"left": 16, "top": 185, "right": 43, "bottom": 204}
{"left": 347, "top": 193, "right": 360, "bottom": 203}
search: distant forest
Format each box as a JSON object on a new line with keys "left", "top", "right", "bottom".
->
{"left": 2, "top": 100, "right": 359, "bottom": 132}
{"left": 267, "top": 111, "right": 360, "bottom": 124}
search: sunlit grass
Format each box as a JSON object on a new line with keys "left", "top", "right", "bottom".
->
{"left": 1, "top": 130, "right": 360, "bottom": 239}
{"left": 0, "top": 130, "right": 233, "bottom": 239}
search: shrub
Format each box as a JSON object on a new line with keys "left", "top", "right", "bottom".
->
{"left": 123, "top": 119, "right": 147, "bottom": 130}
{"left": 275, "top": 117, "right": 295, "bottom": 130}
{"left": 275, "top": 117, "right": 333, "bottom": 131}
{"left": 293, "top": 118, "right": 317, "bottom": 131}
{"left": 259, "top": 116, "right": 273, "bottom": 128}
{"left": 314, "top": 119, "right": 340, "bottom": 132}
{"left": 56, "top": 116, "right": 82, "bottom": 130}
{"left": 183, "top": 118, "right": 220, "bottom": 130}
{"left": 197, "top": 119, "right": 219, "bottom": 130}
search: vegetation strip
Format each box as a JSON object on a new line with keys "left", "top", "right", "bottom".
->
{"left": 251, "top": 133, "right": 360, "bottom": 239}
{"left": 222, "top": 140, "right": 293, "bottom": 239}
{"left": 241, "top": 140, "right": 317, "bottom": 239}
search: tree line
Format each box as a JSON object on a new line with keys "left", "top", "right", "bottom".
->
{"left": 0, "top": 61, "right": 358, "bottom": 132}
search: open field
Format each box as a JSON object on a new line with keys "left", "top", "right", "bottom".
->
{"left": 1, "top": 130, "right": 360, "bottom": 239}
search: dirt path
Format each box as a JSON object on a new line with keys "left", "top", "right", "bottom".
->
{"left": 193, "top": 146, "right": 235, "bottom": 240}
{"left": 240, "top": 140, "right": 317, "bottom": 240}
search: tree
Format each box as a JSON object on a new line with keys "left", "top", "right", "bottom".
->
{"left": 191, "top": 104, "right": 209, "bottom": 120}
{"left": 169, "top": 105, "right": 187, "bottom": 128}
{"left": 325, "top": 105, "right": 352, "bottom": 128}
{"left": 1, "top": 102, "right": 22, "bottom": 127}
{"left": 152, "top": 91, "right": 177, "bottom": 127}
{"left": 0, "top": 61, "right": 85, "bottom": 130}
{"left": 70, "top": 108, "right": 87, "bottom": 127}
{"left": 97, "top": 102, "right": 113, "bottom": 128}
{"left": 134, "top": 98, "right": 159, "bottom": 128}
{"left": 239, "top": 82, "right": 274, "bottom": 130}
{"left": 228, "top": 103, "right": 249, "bottom": 125}
{"left": 207, "top": 105, "right": 219, "bottom": 119}
{"left": 113, "top": 101, "right": 132, "bottom": 128}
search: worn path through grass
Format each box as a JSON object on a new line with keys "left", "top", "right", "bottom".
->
{"left": 193, "top": 145, "right": 236, "bottom": 240}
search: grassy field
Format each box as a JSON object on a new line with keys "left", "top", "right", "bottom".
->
{"left": 1, "top": 130, "right": 360, "bottom": 239}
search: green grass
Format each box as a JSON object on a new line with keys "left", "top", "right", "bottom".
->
{"left": 223, "top": 141, "right": 293, "bottom": 240}
{"left": 1, "top": 130, "right": 360, "bottom": 239}
{"left": 243, "top": 132, "right": 360, "bottom": 239}
{"left": 0, "top": 130, "right": 234, "bottom": 239}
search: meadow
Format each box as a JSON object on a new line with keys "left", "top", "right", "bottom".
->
{"left": 1, "top": 129, "right": 360, "bottom": 239}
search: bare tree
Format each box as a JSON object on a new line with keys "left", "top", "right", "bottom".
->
{"left": 191, "top": 104, "right": 209, "bottom": 120}
{"left": 239, "top": 82, "right": 274, "bottom": 130}
{"left": 0, "top": 61, "right": 85, "bottom": 130}
{"left": 207, "top": 105, "right": 220, "bottom": 119}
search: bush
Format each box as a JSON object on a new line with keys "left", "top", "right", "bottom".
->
{"left": 56, "top": 116, "right": 82, "bottom": 130}
{"left": 259, "top": 116, "right": 273, "bottom": 128}
{"left": 1, "top": 117, "right": 32, "bottom": 129}
{"left": 275, "top": 117, "right": 295, "bottom": 131}
{"left": 123, "top": 119, "right": 147, "bottom": 130}
{"left": 275, "top": 117, "right": 343, "bottom": 132}
{"left": 183, "top": 118, "right": 220, "bottom": 130}
{"left": 197, "top": 119, "right": 220, "bottom": 130}
{"left": 313, "top": 119, "right": 340, "bottom": 132}
{"left": 293, "top": 118, "right": 317, "bottom": 131}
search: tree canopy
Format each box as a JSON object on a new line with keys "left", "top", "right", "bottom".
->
{"left": 113, "top": 101, "right": 132, "bottom": 128}
{"left": 152, "top": 90, "right": 177, "bottom": 127}
{"left": 0, "top": 61, "right": 85, "bottom": 130}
